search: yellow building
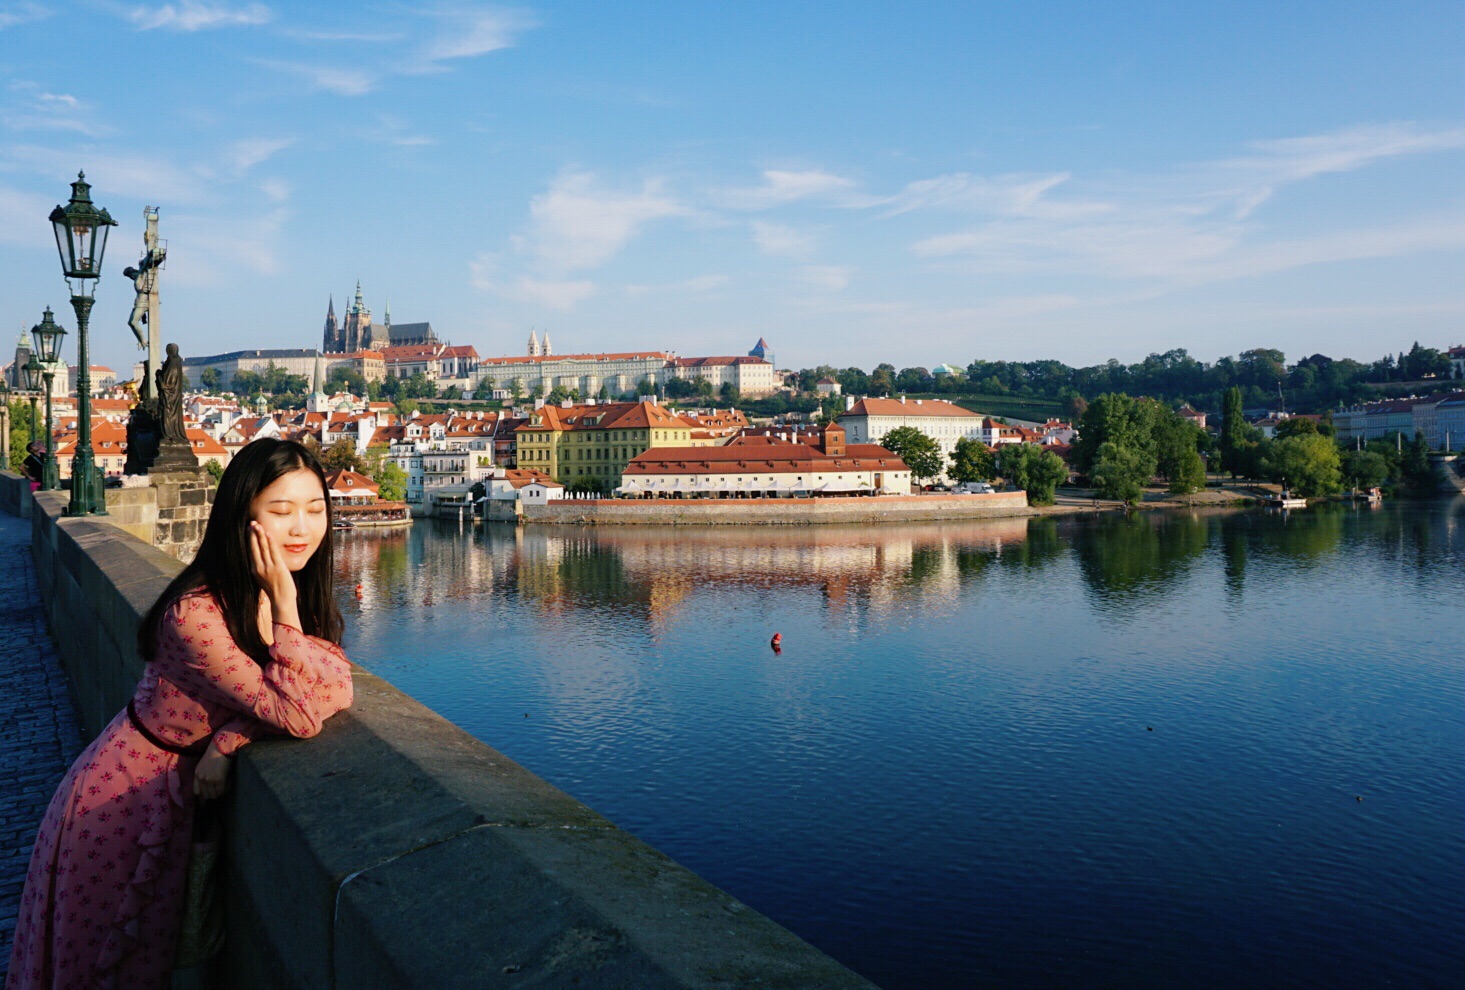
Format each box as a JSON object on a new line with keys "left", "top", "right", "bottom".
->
{"left": 515, "top": 400, "right": 695, "bottom": 487}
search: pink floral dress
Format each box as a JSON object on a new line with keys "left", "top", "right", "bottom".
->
{"left": 5, "top": 590, "right": 353, "bottom": 990}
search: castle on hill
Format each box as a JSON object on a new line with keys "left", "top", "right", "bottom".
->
{"left": 322, "top": 282, "right": 440, "bottom": 354}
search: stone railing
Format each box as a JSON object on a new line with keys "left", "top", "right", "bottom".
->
{"left": 3, "top": 472, "right": 875, "bottom": 989}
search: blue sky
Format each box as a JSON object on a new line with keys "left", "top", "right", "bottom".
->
{"left": 1, "top": 1, "right": 1463, "bottom": 377}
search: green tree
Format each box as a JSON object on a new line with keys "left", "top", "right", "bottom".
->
{"left": 199, "top": 367, "right": 222, "bottom": 392}
{"left": 869, "top": 366, "right": 894, "bottom": 396}
{"left": 204, "top": 459, "right": 224, "bottom": 483}
{"left": 231, "top": 370, "right": 264, "bottom": 396}
{"left": 473, "top": 376, "right": 497, "bottom": 400}
{"left": 597, "top": 385, "right": 610, "bottom": 401}
{"left": 1341, "top": 449, "right": 1389, "bottom": 490}
{"left": 8, "top": 399, "right": 33, "bottom": 472}
{"left": 396, "top": 398, "right": 420, "bottom": 417}
{"left": 996, "top": 443, "right": 1068, "bottom": 505}
{"left": 374, "top": 461, "right": 408, "bottom": 502}
{"left": 694, "top": 376, "right": 714, "bottom": 399}
{"left": 634, "top": 377, "right": 653, "bottom": 397}
{"left": 510, "top": 377, "right": 525, "bottom": 400}
{"left": 321, "top": 438, "right": 361, "bottom": 472}
{"left": 327, "top": 366, "right": 368, "bottom": 396}
{"left": 1167, "top": 449, "right": 1207, "bottom": 496}
{"left": 1091, "top": 442, "right": 1156, "bottom": 505}
{"left": 1274, "top": 416, "right": 1319, "bottom": 439}
{"left": 1261, "top": 434, "right": 1343, "bottom": 496}
{"left": 1218, "top": 386, "right": 1258, "bottom": 478}
{"left": 567, "top": 477, "right": 609, "bottom": 495}
{"left": 719, "top": 382, "right": 739, "bottom": 404}
{"left": 881, "top": 426, "right": 944, "bottom": 484}
{"left": 1071, "top": 393, "right": 1161, "bottom": 474}
{"left": 1400, "top": 430, "right": 1440, "bottom": 494}
{"left": 1153, "top": 407, "right": 1206, "bottom": 483}
{"left": 547, "top": 385, "right": 574, "bottom": 404}
{"left": 949, "top": 437, "right": 996, "bottom": 483}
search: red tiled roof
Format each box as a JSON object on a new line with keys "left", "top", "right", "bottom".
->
{"left": 479, "top": 352, "right": 673, "bottom": 366}
{"left": 840, "top": 398, "right": 980, "bottom": 418}
{"left": 625, "top": 439, "right": 905, "bottom": 476}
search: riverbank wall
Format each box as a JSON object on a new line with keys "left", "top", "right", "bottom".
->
{"left": 0, "top": 470, "right": 875, "bottom": 989}
{"left": 524, "top": 490, "right": 1032, "bottom": 525}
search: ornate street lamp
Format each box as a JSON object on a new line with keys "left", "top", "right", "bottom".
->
{"left": 50, "top": 171, "right": 116, "bottom": 514}
{"left": 22, "top": 356, "right": 42, "bottom": 448}
{"left": 31, "top": 307, "right": 66, "bottom": 490}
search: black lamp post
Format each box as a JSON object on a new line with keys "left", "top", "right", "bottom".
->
{"left": 50, "top": 172, "right": 116, "bottom": 515}
{"left": 31, "top": 308, "right": 66, "bottom": 491}
{"left": 22, "top": 357, "right": 42, "bottom": 448}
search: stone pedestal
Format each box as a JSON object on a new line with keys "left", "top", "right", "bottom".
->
{"left": 150, "top": 468, "right": 214, "bottom": 562}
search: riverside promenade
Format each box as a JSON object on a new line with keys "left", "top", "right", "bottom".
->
{"left": 0, "top": 510, "right": 82, "bottom": 981}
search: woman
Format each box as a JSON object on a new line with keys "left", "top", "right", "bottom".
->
{"left": 6, "top": 438, "right": 354, "bottom": 989}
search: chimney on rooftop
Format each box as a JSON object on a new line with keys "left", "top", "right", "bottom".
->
{"left": 899, "top": 395, "right": 906, "bottom": 404}
{"left": 534, "top": 397, "right": 546, "bottom": 410}
{"left": 845, "top": 394, "right": 856, "bottom": 412}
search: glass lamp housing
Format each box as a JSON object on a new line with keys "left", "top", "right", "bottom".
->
{"left": 49, "top": 172, "right": 116, "bottom": 282}
{"left": 30, "top": 308, "right": 67, "bottom": 365}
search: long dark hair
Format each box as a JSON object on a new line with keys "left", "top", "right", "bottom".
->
{"left": 139, "top": 438, "right": 343, "bottom": 666}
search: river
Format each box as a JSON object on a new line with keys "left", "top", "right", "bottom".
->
{"left": 332, "top": 502, "right": 1465, "bottom": 989}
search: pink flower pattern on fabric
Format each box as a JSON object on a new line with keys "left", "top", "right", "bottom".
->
{"left": 5, "top": 591, "right": 353, "bottom": 990}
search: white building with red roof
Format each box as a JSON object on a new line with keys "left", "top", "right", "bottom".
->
{"left": 620, "top": 423, "right": 910, "bottom": 497}
{"left": 838, "top": 396, "right": 991, "bottom": 484}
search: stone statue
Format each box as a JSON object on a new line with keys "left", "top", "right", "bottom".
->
{"left": 157, "top": 343, "right": 187, "bottom": 444}
{"left": 124, "top": 208, "right": 167, "bottom": 475}
{"left": 121, "top": 207, "right": 165, "bottom": 405}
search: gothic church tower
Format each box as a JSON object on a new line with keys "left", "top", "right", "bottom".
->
{"left": 322, "top": 296, "right": 339, "bottom": 353}
{"left": 528, "top": 329, "right": 541, "bottom": 357}
{"left": 343, "top": 281, "right": 372, "bottom": 353}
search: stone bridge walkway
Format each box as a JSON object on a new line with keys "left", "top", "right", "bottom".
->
{"left": 0, "top": 510, "right": 82, "bottom": 979}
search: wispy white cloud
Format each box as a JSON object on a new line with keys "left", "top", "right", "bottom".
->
{"left": 751, "top": 220, "right": 814, "bottom": 257}
{"left": 4, "top": 145, "right": 209, "bottom": 204}
{"left": 165, "top": 206, "right": 289, "bottom": 284}
{"left": 223, "top": 137, "right": 292, "bottom": 175}
{"left": 624, "top": 274, "right": 730, "bottom": 297}
{"left": 416, "top": 5, "right": 536, "bottom": 65}
{"left": 2, "top": 82, "right": 105, "bottom": 136}
{"left": 716, "top": 169, "right": 861, "bottom": 210}
{"left": 524, "top": 170, "right": 686, "bottom": 272}
{"left": 0, "top": 1, "right": 51, "bottom": 29}
{"left": 256, "top": 59, "right": 377, "bottom": 96}
{"left": 0, "top": 184, "right": 56, "bottom": 246}
{"left": 508, "top": 276, "right": 596, "bottom": 310}
{"left": 126, "top": 0, "right": 271, "bottom": 31}
{"left": 798, "top": 265, "right": 852, "bottom": 292}
{"left": 905, "top": 122, "right": 1465, "bottom": 288}
{"left": 471, "top": 254, "right": 595, "bottom": 310}
{"left": 259, "top": 7, "right": 533, "bottom": 96}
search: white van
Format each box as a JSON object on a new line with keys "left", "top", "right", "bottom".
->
{"left": 954, "top": 482, "right": 995, "bottom": 494}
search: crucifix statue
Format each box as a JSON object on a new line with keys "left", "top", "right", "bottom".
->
{"left": 123, "top": 207, "right": 167, "bottom": 474}
{"left": 123, "top": 207, "right": 166, "bottom": 404}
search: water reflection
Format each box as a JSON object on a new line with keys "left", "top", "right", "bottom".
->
{"left": 332, "top": 501, "right": 1465, "bottom": 990}
{"left": 336, "top": 503, "right": 1465, "bottom": 641}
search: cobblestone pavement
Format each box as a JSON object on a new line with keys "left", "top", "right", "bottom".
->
{"left": 0, "top": 511, "right": 82, "bottom": 979}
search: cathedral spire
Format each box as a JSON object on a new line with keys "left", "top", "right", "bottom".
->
{"left": 384, "top": 296, "right": 391, "bottom": 327}
{"left": 528, "top": 329, "right": 540, "bottom": 357}
{"left": 327, "top": 294, "right": 335, "bottom": 319}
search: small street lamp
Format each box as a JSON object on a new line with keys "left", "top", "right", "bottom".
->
{"left": 22, "top": 356, "right": 43, "bottom": 448}
{"left": 31, "top": 307, "right": 66, "bottom": 491}
{"left": 50, "top": 172, "right": 116, "bottom": 515}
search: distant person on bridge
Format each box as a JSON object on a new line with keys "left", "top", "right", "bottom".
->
{"left": 7, "top": 439, "right": 356, "bottom": 990}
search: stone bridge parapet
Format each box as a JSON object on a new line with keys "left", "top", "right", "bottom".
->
{"left": 0, "top": 471, "right": 876, "bottom": 989}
